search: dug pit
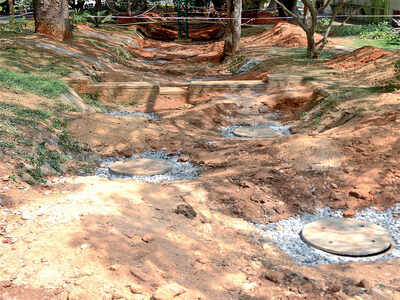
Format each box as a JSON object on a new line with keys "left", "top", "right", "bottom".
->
{"left": 222, "top": 124, "right": 290, "bottom": 139}
{"left": 96, "top": 151, "right": 198, "bottom": 183}
{"left": 301, "top": 218, "right": 392, "bottom": 257}
{"left": 233, "top": 126, "right": 284, "bottom": 138}
{"left": 257, "top": 206, "right": 400, "bottom": 266}
{"left": 109, "top": 158, "right": 174, "bottom": 177}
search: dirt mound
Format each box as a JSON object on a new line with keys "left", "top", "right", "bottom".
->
{"left": 242, "top": 12, "right": 285, "bottom": 25}
{"left": 325, "top": 46, "right": 392, "bottom": 70}
{"left": 244, "top": 22, "right": 310, "bottom": 47}
{"left": 255, "top": 84, "right": 327, "bottom": 120}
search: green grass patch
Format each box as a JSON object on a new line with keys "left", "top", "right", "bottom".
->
{"left": 351, "top": 38, "right": 400, "bottom": 51}
{"left": 0, "top": 68, "right": 69, "bottom": 98}
{"left": 318, "top": 21, "right": 400, "bottom": 50}
{"left": 0, "top": 46, "right": 76, "bottom": 77}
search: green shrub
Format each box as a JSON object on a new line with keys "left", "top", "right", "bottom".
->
{"left": 359, "top": 21, "right": 397, "bottom": 40}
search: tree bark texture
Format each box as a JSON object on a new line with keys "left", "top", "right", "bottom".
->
{"left": 128, "top": 0, "right": 132, "bottom": 16}
{"left": 96, "top": 0, "right": 102, "bottom": 11}
{"left": 8, "top": 0, "right": 15, "bottom": 23}
{"left": 33, "top": 0, "right": 72, "bottom": 41}
{"left": 223, "top": 0, "right": 242, "bottom": 57}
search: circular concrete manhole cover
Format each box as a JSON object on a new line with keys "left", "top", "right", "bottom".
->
{"left": 301, "top": 218, "right": 392, "bottom": 257}
{"left": 232, "top": 127, "right": 283, "bottom": 138}
{"left": 109, "top": 158, "right": 174, "bottom": 177}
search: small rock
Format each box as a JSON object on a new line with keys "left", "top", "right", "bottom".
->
{"left": 178, "top": 155, "right": 190, "bottom": 162}
{"left": 20, "top": 173, "right": 34, "bottom": 184}
{"left": 258, "top": 106, "right": 269, "bottom": 114}
{"left": 129, "top": 269, "right": 149, "bottom": 282}
{"left": 21, "top": 212, "right": 34, "bottom": 220}
{"left": 343, "top": 208, "right": 356, "bottom": 218}
{"left": 141, "top": 233, "right": 154, "bottom": 243}
{"left": 40, "top": 163, "right": 58, "bottom": 177}
{"left": 152, "top": 283, "right": 186, "bottom": 300}
{"left": 0, "top": 280, "right": 13, "bottom": 288}
{"left": 3, "top": 237, "right": 17, "bottom": 244}
{"left": 325, "top": 283, "right": 341, "bottom": 294}
{"left": 109, "top": 264, "right": 120, "bottom": 271}
{"left": 349, "top": 190, "right": 366, "bottom": 200}
{"left": 80, "top": 243, "right": 90, "bottom": 249}
{"left": 128, "top": 285, "right": 142, "bottom": 294}
{"left": 356, "top": 279, "right": 370, "bottom": 290}
{"left": 261, "top": 270, "right": 285, "bottom": 284}
{"left": 174, "top": 204, "right": 197, "bottom": 219}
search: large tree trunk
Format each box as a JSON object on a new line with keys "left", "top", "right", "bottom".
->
{"left": 127, "top": 0, "right": 132, "bottom": 16}
{"left": 33, "top": 0, "right": 72, "bottom": 41}
{"left": 223, "top": 0, "right": 242, "bottom": 57}
{"left": 8, "top": 0, "right": 15, "bottom": 23}
{"left": 96, "top": 0, "right": 102, "bottom": 11}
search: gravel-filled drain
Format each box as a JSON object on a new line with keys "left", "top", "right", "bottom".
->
{"left": 96, "top": 151, "right": 198, "bottom": 182}
{"left": 106, "top": 111, "right": 159, "bottom": 121}
{"left": 222, "top": 124, "right": 290, "bottom": 138}
{"left": 256, "top": 206, "right": 400, "bottom": 266}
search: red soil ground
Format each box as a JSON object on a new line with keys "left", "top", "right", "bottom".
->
{"left": 244, "top": 22, "right": 309, "bottom": 47}
{"left": 325, "top": 46, "right": 392, "bottom": 70}
{"left": 242, "top": 11, "right": 286, "bottom": 25}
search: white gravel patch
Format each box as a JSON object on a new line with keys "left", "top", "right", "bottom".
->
{"left": 256, "top": 206, "right": 400, "bottom": 265}
{"left": 105, "top": 111, "right": 159, "bottom": 120}
{"left": 237, "top": 59, "right": 263, "bottom": 74}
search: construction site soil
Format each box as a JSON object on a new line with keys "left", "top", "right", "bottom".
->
{"left": 0, "top": 22, "right": 399, "bottom": 299}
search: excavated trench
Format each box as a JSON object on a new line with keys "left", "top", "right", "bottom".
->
{"left": 67, "top": 54, "right": 400, "bottom": 266}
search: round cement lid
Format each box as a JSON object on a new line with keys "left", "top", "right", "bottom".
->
{"left": 232, "top": 127, "right": 283, "bottom": 138}
{"left": 301, "top": 218, "right": 392, "bottom": 257}
{"left": 109, "top": 158, "right": 174, "bottom": 177}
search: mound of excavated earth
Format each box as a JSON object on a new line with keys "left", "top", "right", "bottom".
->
{"left": 243, "top": 22, "right": 328, "bottom": 48}
{"left": 324, "top": 46, "right": 391, "bottom": 70}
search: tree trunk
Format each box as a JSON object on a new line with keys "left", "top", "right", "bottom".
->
{"left": 223, "top": 0, "right": 242, "bottom": 57}
{"left": 306, "top": 31, "right": 315, "bottom": 58}
{"left": 33, "top": 0, "right": 72, "bottom": 41}
{"left": 128, "top": 0, "right": 132, "bottom": 16}
{"left": 8, "top": 0, "right": 15, "bottom": 23}
{"left": 96, "top": 0, "right": 102, "bottom": 11}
